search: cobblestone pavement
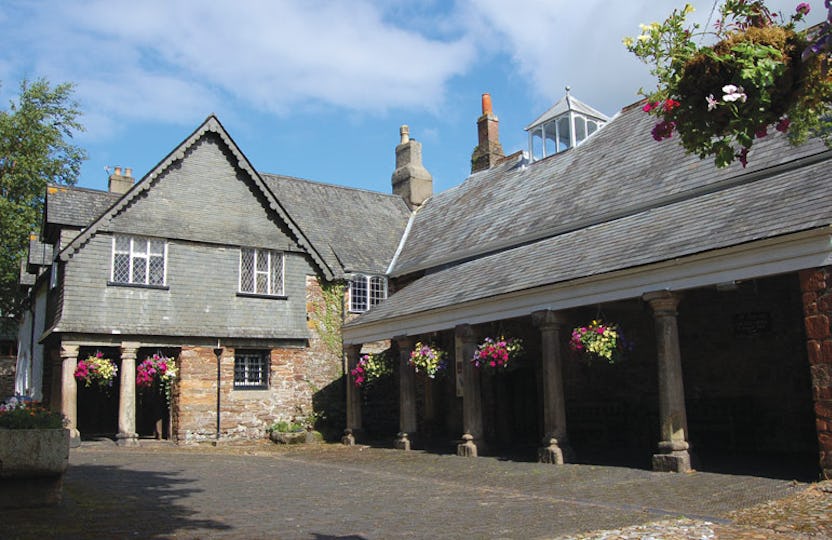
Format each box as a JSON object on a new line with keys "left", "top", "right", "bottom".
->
{"left": 3, "top": 441, "right": 829, "bottom": 539}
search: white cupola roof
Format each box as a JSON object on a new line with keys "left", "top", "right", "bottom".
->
{"left": 525, "top": 88, "right": 609, "bottom": 161}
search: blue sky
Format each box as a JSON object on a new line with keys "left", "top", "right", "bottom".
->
{"left": 1, "top": 1, "right": 825, "bottom": 195}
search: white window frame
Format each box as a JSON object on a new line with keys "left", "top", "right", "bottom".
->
{"left": 234, "top": 350, "right": 269, "bottom": 389}
{"left": 111, "top": 236, "right": 167, "bottom": 286}
{"left": 349, "top": 274, "right": 388, "bottom": 313}
{"left": 239, "top": 248, "right": 285, "bottom": 296}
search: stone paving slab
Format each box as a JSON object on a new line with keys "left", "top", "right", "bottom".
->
{"left": 1, "top": 442, "right": 813, "bottom": 539}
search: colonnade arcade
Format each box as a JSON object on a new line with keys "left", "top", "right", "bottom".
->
{"left": 51, "top": 342, "right": 176, "bottom": 446}
{"left": 345, "top": 274, "right": 822, "bottom": 476}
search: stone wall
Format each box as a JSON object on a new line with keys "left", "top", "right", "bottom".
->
{"left": 799, "top": 267, "right": 832, "bottom": 479}
{"left": 173, "top": 276, "right": 344, "bottom": 443}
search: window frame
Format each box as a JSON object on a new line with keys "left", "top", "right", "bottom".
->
{"left": 233, "top": 350, "right": 269, "bottom": 390}
{"left": 348, "top": 274, "right": 388, "bottom": 313}
{"left": 238, "top": 248, "right": 285, "bottom": 297}
{"left": 110, "top": 235, "right": 168, "bottom": 287}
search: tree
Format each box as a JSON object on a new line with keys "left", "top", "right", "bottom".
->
{"left": 0, "top": 78, "right": 86, "bottom": 323}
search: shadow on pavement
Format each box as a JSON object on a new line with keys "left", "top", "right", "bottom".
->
{"left": 3, "top": 463, "right": 232, "bottom": 539}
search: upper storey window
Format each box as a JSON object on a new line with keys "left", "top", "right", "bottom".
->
{"left": 526, "top": 90, "right": 609, "bottom": 161}
{"left": 349, "top": 274, "right": 387, "bottom": 313}
{"left": 111, "top": 236, "right": 167, "bottom": 286}
{"left": 239, "top": 248, "right": 284, "bottom": 297}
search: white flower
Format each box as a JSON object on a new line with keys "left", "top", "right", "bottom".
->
{"left": 722, "top": 84, "right": 747, "bottom": 103}
{"left": 706, "top": 94, "right": 718, "bottom": 111}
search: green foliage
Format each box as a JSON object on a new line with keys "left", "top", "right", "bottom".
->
{"left": 0, "top": 403, "right": 67, "bottom": 429}
{"left": 624, "top": 2, "right": 832, "bottom": 167}
{"left": 0, "top": 78, "right": 87, "bottom": 319}
{"left": 309, "top": 280, "right": 344, "bottom": 359}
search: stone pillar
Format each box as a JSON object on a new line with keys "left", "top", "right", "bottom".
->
{"left": 59, "top": 343, "right": 80, "bottom": 446}
{"left": 395, "top": 336, "right": 416, "bottom": 450}
{"left": 799, "top": 268, "right": 832, "bottom": 479}
{"left": 456, "top": 324, "right": 483, "bottom": 457}
{"left": 644, "top": 291, "right": 691, "bottom": 473}
{"left": 532, "top": 310, "right": 571, "bottom": 464}
{"left": 343, "top": 344, "right": 363, "bottom": 446}
{"left": 116, "top": 342, "right": 140, "bottom": 447}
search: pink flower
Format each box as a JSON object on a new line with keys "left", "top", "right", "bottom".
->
{"left": 797, "top": 2, "right": 811, "bottom": 15}
{"left": 642, "top": 101, "right": 659, "bottom": 113}
{"left": 776, "top": 117, "right": 791, "bottom": 133}
{"left": 705, "top": 94, "right": 718, "bottom": 111}
{"left": 755, "top": 125, "right": 768, "bottom": 138}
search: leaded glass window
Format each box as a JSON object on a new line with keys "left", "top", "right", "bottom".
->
{"left": 111, "top": 236, "right": 167, "bottom": 286}
{"left": 239, "top": 248, "right": 284, "bottom": 296}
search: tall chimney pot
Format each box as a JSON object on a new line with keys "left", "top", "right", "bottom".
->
{"left": 391, "top": 126, "right": 433, "bottom": 210}
{"left": 471, "top": 93, "right": 504, "bottom": 173}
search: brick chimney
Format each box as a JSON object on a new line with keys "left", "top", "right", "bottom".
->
{"left": 108, "top": 166, "right": 135, "bottom": 195}
{"left": 470, "top": 93, "right": 504, "bottom": 173}
{"left": 391, "top": 125, "right": 433, "bottom": 210}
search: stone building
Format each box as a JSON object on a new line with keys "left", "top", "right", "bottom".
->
{"left": 343, "top": 93, "right": 832, "bottom": 480}
{"left": 14, "top": 90, "right": 832, "bottom": 480}
{"left": 16, "top": 115, "right": 410, "bottom": 445}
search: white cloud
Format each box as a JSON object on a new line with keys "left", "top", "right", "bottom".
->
{"left": 459, "top": 0, "right": 828, "bottom": 115}
{"left": 1, "top": 0, "right": 476, "bottom": 136}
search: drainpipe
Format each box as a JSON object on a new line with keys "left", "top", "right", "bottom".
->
{"left": 213, "top": 344, "right": 223, "bottom": 443}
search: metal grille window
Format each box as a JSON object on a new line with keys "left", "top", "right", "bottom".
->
{"left": 234, "top": 350, "right": 269, "bottom": 389}
{"left": 112, "top": 236, "right": 167, "bottom": 286}
{"left": 349, "top": 274, "right": 387, "bottom": 312}
{"left": 239, "top": 248, "right": 284, "bottom": 296}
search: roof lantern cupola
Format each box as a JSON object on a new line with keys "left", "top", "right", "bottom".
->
{"left": 525, "top": 87, "right": 609, "bottom": 161}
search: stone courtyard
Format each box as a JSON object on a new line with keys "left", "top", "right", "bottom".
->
{"left": 3, "top": 442, "right": 830, "bottom": 539}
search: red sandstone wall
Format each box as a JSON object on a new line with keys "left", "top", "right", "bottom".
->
{"left": 799, "top": 268, "right": 832, "bottom": 479}
{"left": 173, "top": 276, "right": 343, "bottom": 443}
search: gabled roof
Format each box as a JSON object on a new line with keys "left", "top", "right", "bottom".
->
{"left": 56, "top": 115, "right": 337, "bottom": 280}
{"left": 345, "top": 103, "right": 832, "bottom": 340}
{"left": 44, "top": 186, "right": 120, "bottom": 229}
{"left": 262, "top": 174, "right": 410, "bottom": 275}
{"left": 525, "top": 93, "right": 609, "bottom": 131}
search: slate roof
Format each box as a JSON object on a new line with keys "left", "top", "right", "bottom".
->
{"left": 43, "top": 116, "right": 409, "bottom": 279}
{"left": 350, "top": 103, "right": 832, "bottom": 327}
{"left": 391, "top": 104, "right": 830, "bottom": 278}
{"left": 262, "top": 174, "right": 411, "bottom": 275}
{"left": 44, "top": 185, "right": 121, "bottom": 228}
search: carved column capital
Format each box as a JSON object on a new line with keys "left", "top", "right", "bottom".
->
{"left": 643, "top": 291, "right": 682, "bottom": 315}
{"left": 60, "top": 343, "right": 79, "bottom": 359}
{"left": 120, "top": 342, "right": 141, "bottom": 359}
{"left": 532, "top": 309, "right": 568, "bottom": 330}
{"left": 394, "top": 335, "right": 414, "bottom": 351}
{"left": 454, "top": 324, "right": 477, "bottom": 345}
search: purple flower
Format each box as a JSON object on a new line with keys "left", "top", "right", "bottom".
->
{"left": 797, "top": 2, "right": 811, "bottom": 15}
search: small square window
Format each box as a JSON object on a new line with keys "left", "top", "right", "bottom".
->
{"left": 234, "top": 350, "right": 269, "bottom": 389}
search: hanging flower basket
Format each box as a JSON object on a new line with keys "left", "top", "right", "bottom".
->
{"left": 408, "top": 342, "right": 447, "bottom": 378}
{"left": 136, "top": 353, "right": 178, "bottom": 404}
{"left": 471, "top": 336, "right": 524, "bottom": 372}
{"left": 569, "top": 321, "right": 630, "bottom": 364}
{"left": 350, "top": 352, "right": 393, "bottom": 388}
{"left": 74, "top": 352, "right": 118, "bottom": 389}
{"left": 625, "top": 1, "right": 832, "bottom": 167}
